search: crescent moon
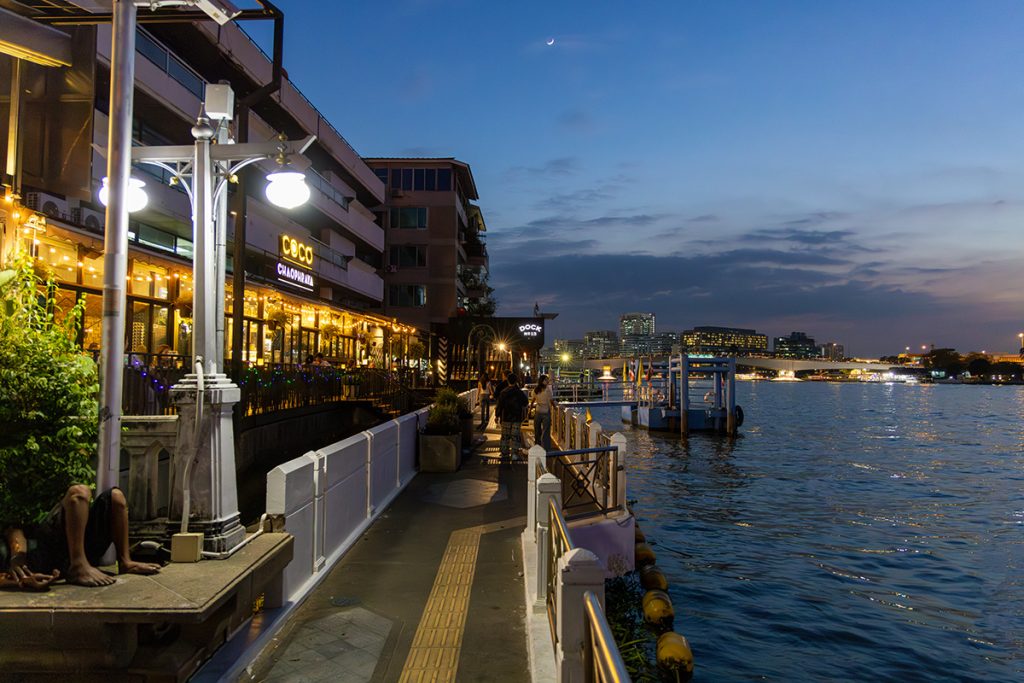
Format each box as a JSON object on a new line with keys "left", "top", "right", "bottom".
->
{"left": 546, "top": 38, "right": 555, "bottom": 46}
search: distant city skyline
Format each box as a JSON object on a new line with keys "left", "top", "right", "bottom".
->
{"left": 252, "top": 1, "right": 1024, "bottom": 356}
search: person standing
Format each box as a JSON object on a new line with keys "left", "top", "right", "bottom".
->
{"left": 496, "top": 373, "right": 528, "bottom": 461}
{"left": 531, "top": 374, "right": 554, "bottom": 450}
{"left": 477, "top": 370, "right": 493, "bottom": 428}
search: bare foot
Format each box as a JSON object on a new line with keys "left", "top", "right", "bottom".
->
{"left": 118, "top": 559, "right": 161, "bottom": 576}
{"left": 65, "top": 562, "right": 116, "bottom": 587}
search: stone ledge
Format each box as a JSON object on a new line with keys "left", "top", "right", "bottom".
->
{"left": 0, "top": 533, "right": 293, "bottom": 682}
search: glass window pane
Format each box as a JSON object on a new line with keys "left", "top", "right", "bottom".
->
{"left": 425, "top": 169, "right": 436, "bottom": 191}
{"left": 437, "top": 169, "right": 451, "bottom": 191}
{"left": 402, "top": 168, "right": 413, "bottom": 191}
{"left": 414, "top": 168, "right": 424, "bottom": 190}
{"left": 418, "top": 208, "right": 427, "bottom": 228}
{"left": 135, "top": 31, "right": 167, "bottom": 69}
{"left": 391, "top": 169, "right": 401, "bottom": 187}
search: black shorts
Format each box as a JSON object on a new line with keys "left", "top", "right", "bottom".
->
{"left": 27, "top": 488, "right": 117, "bottom": 574}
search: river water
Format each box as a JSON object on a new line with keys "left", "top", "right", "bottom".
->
{"left": 590, "top": 382, "right": 1024, "bottom": 682}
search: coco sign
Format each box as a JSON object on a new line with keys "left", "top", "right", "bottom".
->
{"left": 277, "top": 233, "right": 316, "bottom": 292}
{"left": 280, "top": 234, "right": 314, "bottom": 267}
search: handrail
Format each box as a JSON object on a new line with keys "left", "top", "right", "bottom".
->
{"left": 583, "top": 591, "right": 630, "bottom": 683}
{"left": 547, "top": 496, "right": 575, "bottom": 648}
{"left": 546, "top": 446, "right": 620, "bottom": 520}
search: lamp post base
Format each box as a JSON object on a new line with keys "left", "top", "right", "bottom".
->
{"left": 169, "top": 372, "right": 246, "bottom": 553}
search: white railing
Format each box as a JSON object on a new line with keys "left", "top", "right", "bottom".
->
{"left": 526, "top": 477, "right": 630, "bottom": 682}
{"left": 525, "top": 421, "right": 632, "bottom": 682}
{"left": 266, "top": 389, "right": 476, "bottom": 601}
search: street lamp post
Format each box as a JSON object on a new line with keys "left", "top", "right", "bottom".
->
{"left": 99, "top": 84, "right": 314, "bottom": 551}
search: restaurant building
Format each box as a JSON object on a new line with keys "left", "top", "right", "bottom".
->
{"left": 1, "top": 6, "right": 417, "bottom": 370}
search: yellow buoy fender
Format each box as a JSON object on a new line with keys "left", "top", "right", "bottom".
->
{"left": 642, "top": 589, "right": 675, "bottom": 628}
{"left": 634, "top": 526, "right": 646, "bottom": 543}
{"left": 657, "top": 631, "right": 694, "bottom": 681}
{"left": 640, "top": 564, "right": 668, "bottom": 591}
{"left": 635, "top": 542, "right": 656, "bottom": 567}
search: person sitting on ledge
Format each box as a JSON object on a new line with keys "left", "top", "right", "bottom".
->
{"left": 1, "top": 485, "right": 161, "bottom": 589}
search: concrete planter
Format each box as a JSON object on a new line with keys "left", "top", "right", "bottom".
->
{"left": 459, "top": 416, "right": 475, "bottom": 451}
{"left": 419, "top": 433, "right": 462, "bottom": 472}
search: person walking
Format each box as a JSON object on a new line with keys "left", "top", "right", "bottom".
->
{"left": 531, "top": 374, "right": 554, "bottom": 450}
{"left": 496, "top": 373, "right": 528, "bottom": 461}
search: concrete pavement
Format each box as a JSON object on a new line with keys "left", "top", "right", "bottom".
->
{"left": 241, "top": 416, "right": 531, "bottom": 683}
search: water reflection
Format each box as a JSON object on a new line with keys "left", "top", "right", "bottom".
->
{"left": 614, "top": 383, "right": 1024, "bottom": 682}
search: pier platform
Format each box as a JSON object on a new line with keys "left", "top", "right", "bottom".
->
{"left": 239, "top": 416, "right": 530, "bottom": 682}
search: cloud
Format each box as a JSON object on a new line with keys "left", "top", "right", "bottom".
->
{"left": 558, "top": 108, "right": 595, "bottom": 132}
{"left": 503, "top": 157, "right": 581, "bottom": 182}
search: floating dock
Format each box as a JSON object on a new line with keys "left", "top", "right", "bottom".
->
{"left": 621, "top": 356, "right": 743, "bottom": 436}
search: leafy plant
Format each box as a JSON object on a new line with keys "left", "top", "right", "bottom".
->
{"left": 266, "top": 308, "right": 289, "bottom": 329}
{"left": 321, "top": 323, "right": 341, "bottom": 341}
{"left": 605, "top": 573, "right": 660, "bottom": 682}
{"left": 434, "top": 387, "right": 471, "bottom": 418}
{"left": 173, "top": 294, "right": 193, "bottom": 319}
{"left": 424, "top": 402, "right": 460, "bottom": 435}
{"left": 0, "top": 256, "right": 98, "bottom": 525}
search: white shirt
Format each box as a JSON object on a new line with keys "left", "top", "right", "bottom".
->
{"left": 532, "top": 385, "right": 553, "bottom": 413}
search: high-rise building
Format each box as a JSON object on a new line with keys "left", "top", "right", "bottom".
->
{"left": 774, "top": 331, "right": 818, "bottom": 359}
{"left": 583, "top": 330, "right": 618, "bottom": 358}
{"left": 682, "top": 326, "right": 768, "bottom": 356}
{"left": 620, "top": 312, "right": 655, "bottom": 355}
{"left": 818, "top": 342, "right": 845, "bottom": 361}
{"left": 650, "top": 332, "right": 680, "bottom": 356}
{"left": 364, "top": 159, "right": 492, "bottom": 332}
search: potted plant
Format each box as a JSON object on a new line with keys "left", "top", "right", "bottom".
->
{"left": 435, "top": 387, "right": 474, "bottom": 450}
{"left": 321, "top": 323, "right": 341, "bottom": 341}
{"left": 266, "top": 308, "right": 289, "bottom": 331}
{"left": 419, "top": 402, "right": 462, "bottom": 472}
{"left": 174, "top": 294, "right": 193, "bottom": 319}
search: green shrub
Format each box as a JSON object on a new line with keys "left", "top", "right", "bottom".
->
{"left": 424, "top": 402, "right": 460, "bottom": 435}
{"left": 0, "top": 257, "right": 97, "bottom": 525}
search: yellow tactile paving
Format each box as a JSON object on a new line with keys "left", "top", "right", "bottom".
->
{"left": 399, "top": 527, "right": 482, "bottom": 683}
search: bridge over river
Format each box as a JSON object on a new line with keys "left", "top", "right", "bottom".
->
{"left": 575, "top": 356, "right": 895, "bottom": 373}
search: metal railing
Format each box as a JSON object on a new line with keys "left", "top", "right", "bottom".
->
{"left": 110, "top": 352, "right": 416, "bottom": 417}
{"left": 546, "top": 447, "right": 621, "bottom": 520}
{"left": 547, "top": 497, "right": 575, "bottom": 650}
{"left": 583, "top": 591, "right": 630, "bottom": 683}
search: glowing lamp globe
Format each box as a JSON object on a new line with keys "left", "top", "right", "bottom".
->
{"left": 265, "top": 170, "right": 310, "bottom": 209}
{"left": 98, "top": 176, "right": 148, "bottom": 213}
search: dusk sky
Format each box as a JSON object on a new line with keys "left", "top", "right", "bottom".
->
{"left": 252, "top": 1, "right": 1024, "bottom": 357}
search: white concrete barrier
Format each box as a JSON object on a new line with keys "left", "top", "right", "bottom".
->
{"left": 266, "top": 453, "right": 317, "bottom": 599}
{"left": 266, "top": 389, "right": 480, "bottom": 605}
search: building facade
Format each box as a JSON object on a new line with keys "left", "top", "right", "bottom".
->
{"left": 620, "top": 312, "right": 655, "bottom": 356}
{"left": 774, "top": 331, "right": 818, "bottom": 359}
{"left": 682, "top": 326, "right": 768, "bottom": 356}
{"left": 364, "top": 158, "right": 492, "bottom": 333}
{"left": 818, "top": 341, "right": 845, "bottom": 361}
{"left": 0, "top": 15, "right": 415, "bottom": 369}
{"left": 583, "top": 330, "right": 618, "bottom": 358}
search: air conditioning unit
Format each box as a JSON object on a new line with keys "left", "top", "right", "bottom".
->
{"left": 25, "top": 192, "right": 69, "bottom": 218}
{"left": 391, "top": 188, "right": 405, "bottom": 198}
{"left": 386, "top": 265, "right": 398, "bottom": 273}
{"left": 72, "top": 207, "right": 106, "bottom": 230}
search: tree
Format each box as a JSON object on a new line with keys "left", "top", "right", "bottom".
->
{"left": 924, "top": 348, "right": 961, "bottom": 372}
{"left": 967, "top": 357, "right": 992, "bottom": 378}
{"left": 0, "top": 257, "right": 97, "bottom": 525}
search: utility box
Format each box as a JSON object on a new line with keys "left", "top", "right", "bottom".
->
{"left": 171, "top": 532, "right": 204, "bottom": 562}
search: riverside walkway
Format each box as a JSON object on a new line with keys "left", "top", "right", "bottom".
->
{"left": 241, "top": 418, "right": 531, "bottom": 683}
